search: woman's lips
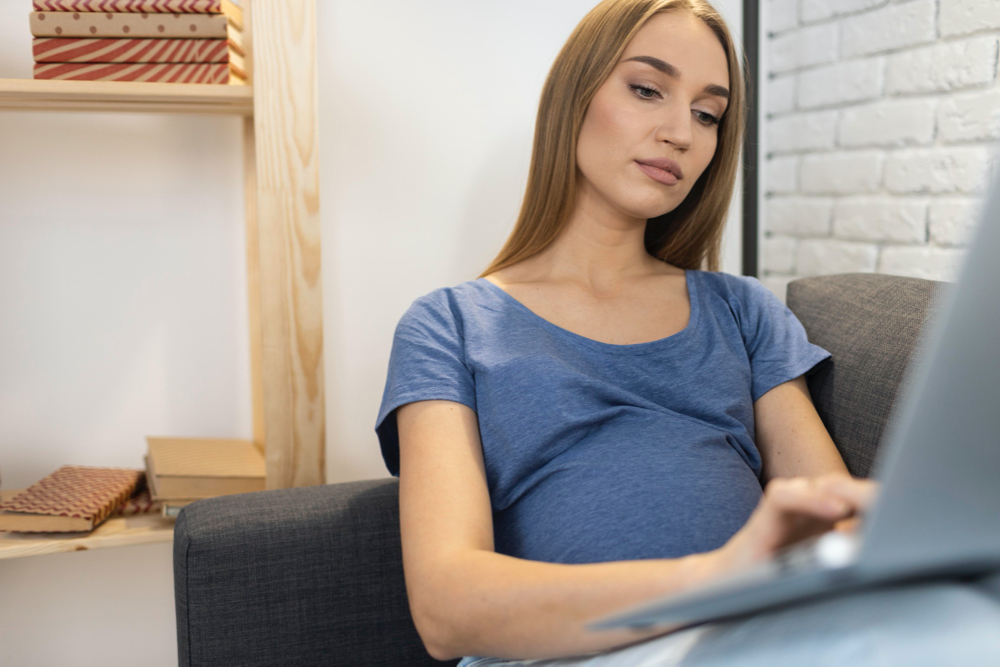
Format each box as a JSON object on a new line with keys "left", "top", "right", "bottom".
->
{"left": 635, "top": 160, "right": 680, "bottom": 186}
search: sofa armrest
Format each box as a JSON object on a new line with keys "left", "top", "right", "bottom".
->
{"left": 174, "top": 478, "right": 455, "bottom": 667}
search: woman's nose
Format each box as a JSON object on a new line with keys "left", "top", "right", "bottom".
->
{"left": 653, "top": 102, "right": 693, "bottom": 151}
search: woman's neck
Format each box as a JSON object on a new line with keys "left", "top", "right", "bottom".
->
{"left": 518, "top": 185, "right": 680, "bottom": 291}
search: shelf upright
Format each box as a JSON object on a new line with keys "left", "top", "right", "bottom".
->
{"left": 244, "top": 0, "right": 326, "bottom": 489}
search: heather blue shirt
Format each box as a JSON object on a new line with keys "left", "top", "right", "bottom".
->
{"left": 375, "top": 270, "right": 831, "bottom": 564}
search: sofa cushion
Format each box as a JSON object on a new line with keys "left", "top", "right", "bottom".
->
{"left": 787, "top": 273, "right": 942, "bottom": 477}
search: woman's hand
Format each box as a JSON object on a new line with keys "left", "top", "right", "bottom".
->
{"left": 710, "top": 473, "right": 879, "bottom": 576}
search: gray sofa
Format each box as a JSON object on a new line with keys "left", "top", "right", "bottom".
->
{"left": 173, "top": 273, "right": 941, "bottom": 667}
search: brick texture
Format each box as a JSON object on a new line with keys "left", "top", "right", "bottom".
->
{"left": 800, "top": 151, "right": 883, "bottom": 194}
{"left": 838, "top": 99, "right": 936, "bottom": 148}
{"left": 940, "top": 0, "right": 1000, "bottom": 37}
{"left": 884, "top": 147, "right": 992, "bottom": 195}
{"left": 761, "top": 0, "right": 999, "bottom": 301}
{"left": 798, "top": 57, "right": 884, "bottom": 108}
{"left": 833, "top": 197, "right": 926, "bottom": 243}
{"left": 937, "top": 88, "right": 1000, "bottom": 142}
{"left": 840, "top": 0, "right": 936, "bottom": 58}
{"left": 767, "top": 110, "right": 838, "bottom": 152}
{"left": 800, "top": 0, "right": 885, "bottom": 24}
{"left": 769, "top": 23, "right": 839, "bottom": 74}
{"left": 885, "top": 36, "right": 998, "bottom": 94}
{"left": 767, "top": 74, "right": 797, "bottom": 115}
{"left": 767, "top": 196, "right": 833, "bottom": 236}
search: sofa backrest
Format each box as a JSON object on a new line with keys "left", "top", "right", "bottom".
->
{"left": 787, "top": 273, "right": 942, "bottom": 477}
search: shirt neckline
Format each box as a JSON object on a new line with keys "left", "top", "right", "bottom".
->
{"left": 474, "top": 269, "right": 700, "bottom": 355}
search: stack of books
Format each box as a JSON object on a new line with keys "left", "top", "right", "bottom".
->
{"left": 144, "top": 436, "right": 265, "bottom": 517}
{"left": 29, "top": 0, "right": 247, "bottom": 84}
{"left": 0, "top": 465, "right": 145, "bottom": 532}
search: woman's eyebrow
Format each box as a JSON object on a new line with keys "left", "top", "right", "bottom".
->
{"left": 622, "top": 55, "right": 730, "bottom": 100}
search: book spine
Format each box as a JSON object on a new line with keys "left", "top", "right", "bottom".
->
{"left": 34, "top": 61, "right": 230, "bottom": 83}
{"left": 33, "top": 0, "right": 221, "bottom": 12}
{"left": 30, "top": 11, "right": 228, "bottom": 39}
{"left": 34, "top": 37, "right": 230, "bottom": 63}
{"left": 113, "top": 489, "right": 161, "bottom": 516}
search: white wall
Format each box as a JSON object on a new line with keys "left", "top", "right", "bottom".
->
{"left": 760, "top": 0, "right": 1000, "bottom": 300}
{"left": 0, "top": 0, "right": 744, "bottom": 663}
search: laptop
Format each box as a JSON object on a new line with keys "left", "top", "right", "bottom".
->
{"left": 591, "top": 163, "right": 1000, "bottom": 633}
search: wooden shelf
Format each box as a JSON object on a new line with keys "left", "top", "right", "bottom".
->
{"left": 0, "top": 515, "right": 174, "bottom": 560}
{"left": 0, "top": 1, "right": 325, "bottom": 520}
{"left": 0, "top": 78, "right": 253, "bottom": 115}
{"left": 0, "top": 489, "right": 174, "bottom": 560}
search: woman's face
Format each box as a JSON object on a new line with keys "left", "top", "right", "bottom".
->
{"left": 575, "top": 10, "right": 731, "bottom": 222}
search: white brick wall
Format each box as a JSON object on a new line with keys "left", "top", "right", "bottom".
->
{"left": 839, "top": 99, "right": 935, "bottom": 147}
{"left": 937, "top": 88, "right": 1000, "bottom": 141}
{"left": 798, "top": 57, "right": 884, "bottom": 108}
{"left": 841, "top": 0, "right": 937, "bottom": 58}
{"left": 939, "top": 0, "right": 1000, "bottom": 37}
{"left": 928, "top": 198, "right": 983, "bottom": 245}
{"left": 769, "top": 23, "right": 839, "bottom": 73}
{"left": 885, "top": 36, "right": 998, "bottom": 94}
{"left": 762, "top": 0, "right": 1000, "bottom": 301}
{"left": 800, "top": 151, "right": 883, "bottom": 194}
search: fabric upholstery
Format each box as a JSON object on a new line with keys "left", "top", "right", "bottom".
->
{"left": 787, "top": 273, "right": 942, "bottom": 477}
{"left": 174, "top": 479, "right": 456, "bottom": 667}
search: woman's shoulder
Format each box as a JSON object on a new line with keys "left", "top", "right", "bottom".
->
{"left": 691, "top": 269, "right": 778, "bottom": 308}
{"left": 396, "top": 279, "right": 491, "bottom": 334}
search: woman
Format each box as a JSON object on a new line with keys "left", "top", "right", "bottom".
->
{"left": 373, "top": 0, "right": 914, "bottom": 663}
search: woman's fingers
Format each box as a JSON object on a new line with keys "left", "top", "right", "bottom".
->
{"left": 762, "top": 477, "right": 849, "bottom": 523}
{"left": 714, "top": 474, "right": 881, "bottom": 576}
{"left": 763, "top": 474, "right": 878, "bottom": 523}
{"left": 807, "top": 473, "right": 878, "bottom": 511}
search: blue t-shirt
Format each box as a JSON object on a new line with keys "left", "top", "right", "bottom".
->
{"left": 375, "top": 270, "right": 831, "bottom": 565}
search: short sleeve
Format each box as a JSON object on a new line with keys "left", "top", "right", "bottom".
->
{"left": 736, "top": 276, "right": 832, "bottom": 402}
{"left": 374, "top": 291, "right": 477, "bottom": 476}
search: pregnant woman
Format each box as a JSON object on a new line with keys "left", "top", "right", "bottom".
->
{"left": 374, "top": 0, "right": 999, "bottom": 664}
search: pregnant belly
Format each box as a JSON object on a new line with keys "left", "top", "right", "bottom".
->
{"left": 492, "top": 424, "right": 763, "bottom": 564}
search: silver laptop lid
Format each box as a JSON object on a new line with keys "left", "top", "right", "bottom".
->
{"left": 857, "top": 158, "right": 1000, "bottom": 577}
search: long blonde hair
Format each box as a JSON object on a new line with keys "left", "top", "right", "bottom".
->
{"left": 479, "top": 0, "right": 745, "bottom": 276}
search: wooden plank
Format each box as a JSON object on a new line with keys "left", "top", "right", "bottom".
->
{"left": 0, "top": 515, "right": 173, "bottom": 560}
{"left": 244, "top": 117, "right": 266, "bottom": 452}
{"left": 0, "top": 78, "right": 253, "bottom": 115}
{"left": 0, "top": 489, "right": 174, "bottom": 560}
{"left": 242, "top": 1, "right": 266, "bottom": 453}
{"left": 250, "top": 0, "right": 326, "bottom": 488}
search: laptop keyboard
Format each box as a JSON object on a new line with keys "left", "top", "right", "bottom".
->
{"left": 773, "top": 530, "right": 861, "bottom": 574}
{"left": 717, "top": 531, "right": 862, "bottom": 590}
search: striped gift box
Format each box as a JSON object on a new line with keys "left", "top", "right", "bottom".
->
{"left": 33, "top": 37, "right": 232, "bottom": 63}
{"left": 34, "top": 61, "right": 235, "bottom": 83}
{"left": 33, "top": 0, "right": 223, "bottom": 14}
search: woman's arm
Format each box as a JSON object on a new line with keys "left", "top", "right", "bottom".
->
{"left": 753, "top": 375, "right": 849, "bottom": 485}
{"left": 398, "top": 398, "right": 874, "bottom": 661}
{"left": 397, "top": 399, "right": 720, "bottom": 660}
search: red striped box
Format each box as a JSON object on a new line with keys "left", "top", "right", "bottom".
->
{"left": 34, "top": 61, "right": 234, "bottom": 83}
{"left": 33, "top": 0, "right": 222, "bottom": 12}
{"left": 34, "top": 37, "right": 231, "bottom": 63}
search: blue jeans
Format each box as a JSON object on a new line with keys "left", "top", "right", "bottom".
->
{"left": 457, "top": 577, "right": 1000, "bottom": 666}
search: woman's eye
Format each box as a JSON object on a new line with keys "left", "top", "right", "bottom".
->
{"left": 629, "top": 84, "right": 660, "bottom": 100}
{"left": 694, "top": 110, "right": 721, "bottom": 127}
